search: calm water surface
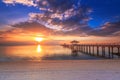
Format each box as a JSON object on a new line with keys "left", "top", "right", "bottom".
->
{"left": 0, "top": 45, "right": 102, "bottom": 61}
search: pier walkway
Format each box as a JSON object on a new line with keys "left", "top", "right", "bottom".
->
{"left": 62, "top": 43, "right": 120, "bottom": 58}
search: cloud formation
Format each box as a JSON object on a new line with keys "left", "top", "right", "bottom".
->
{"left": 3, "top": 0, "right": 91, "bottom": 31}
{"left": 11, "top": 21, "right": 89, "bottom": 37}
{"left": 2, "top": 0, "right": 120, "bottom": 37}
{"left": 29, "top": 0, "right": 92, "bottom": 31}
{"left": 3, "top": 0, "right": 36, "bottom": 6}
{"left": 12, "top": 21, "right": 54, "bottom": 35}
{"left": 88, "top": 21, "right": 120, "bottom": 36}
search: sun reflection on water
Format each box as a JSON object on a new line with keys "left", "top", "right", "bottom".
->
{"left": 37, "top": 45, "right": 42, "bottom": 53}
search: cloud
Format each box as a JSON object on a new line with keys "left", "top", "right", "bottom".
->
{"left": 88, "top": 21, "right": 120, "bottom": 36}
{"left": 2, "top": 15, "right": 120, "bottom": 37}
{"left": 2, "top": 0, "right": 36, "bottom": 6}
{"left": 11, "top": 21, "right": 88, "bottom": 36}
{"left": 28, "top": 0, "right": 92, "bottom": 31}
{"left": 0, "top": 21, "right": 90, "bottom": 38}
{"left": 0, "top": 21, "right": 54, "bottom": 41}
{"left": 3, "top": 0, "right": 92, "bottom": 31}
{"left": 2, "top": 0, "right": 120, "bottom": 37}
{"left": 12, "top": 21, "right": 55, "bottom": 36}
{"left": 112, "top": 31, "right": 120, "bottom": 36}
{"left": 0, "top": 20, "right": 120, "bottom": 44}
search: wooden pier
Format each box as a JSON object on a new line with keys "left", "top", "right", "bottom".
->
{"left": 62, "top": 43, "right": 120, "bottom": 59}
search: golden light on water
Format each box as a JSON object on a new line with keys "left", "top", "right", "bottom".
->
{"left": 37, "top": 45, "right": 42, "bottom": 53}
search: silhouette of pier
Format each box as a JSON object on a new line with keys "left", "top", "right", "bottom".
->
{"left": 62, "top": 41, "right": 120, "bottom": 58}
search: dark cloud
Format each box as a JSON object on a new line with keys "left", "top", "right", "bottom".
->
{"left": 39, "top": 0, "right": 81, "bottom": 12}
{"left": 88, "top": 21, "right": 120, "bottom": 36}
{"left": 29, "top": 0, "right": 92, "bottom": 31}
{"left": 1, "top": 20, "right": 120, "bottom": 38}
{"left": 2, "top": 0, "right": 93, "bottom": 36}
{"left": 11, "top": 21, "right": 93, "bottom": 37}
{"left": 12, "top": 21, "right": 55, "bottom": 35}
{"left": 2, "top": 0, "right": 120, "bottom": 37}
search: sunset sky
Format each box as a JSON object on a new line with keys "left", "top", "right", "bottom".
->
{"left": 0, "top": 0, "right": 120, "bottom": 45}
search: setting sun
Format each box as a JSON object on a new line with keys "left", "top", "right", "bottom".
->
{"left": 35, "top": 37, "right": 43, "bottom": 42}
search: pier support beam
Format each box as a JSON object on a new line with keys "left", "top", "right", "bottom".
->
{"left": 118, "top": 47, "right": 120, "bottom": 58}
{"left": 86, "top": 46, "right": 88, "bottom": 54}
{"left": 88, "top": 46, "right": 91, "bottom": 54}
{"left": 108, "top": 47, "right": 111, "bottom": 58}
{"left": 111, "top": 47, "right": 114, "bottom": 58}
{"left": 92, "top": 46, "right": 94, "bottom": 55}
{"left": 85, "top": 46, "right": 86, "bottom": 53}
{"left": 80, "top": 46, "right": 82, "bottom": 52}
{"left": 97, "top": 46, "right": 99, "bottom": 56}
{"left": 102, "top": 47, "right": 105, "bottom": 57}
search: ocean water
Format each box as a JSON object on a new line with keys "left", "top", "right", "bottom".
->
{"left": 0, "top": 45, "right": 102, "bottom": 61}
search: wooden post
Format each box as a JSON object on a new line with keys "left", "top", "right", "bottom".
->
{"left": 86, "top": 46, "right": 88, "bottom": 54}
{"left": 83, "top": 45, "right": 85, "bottom": 53}
{"left": 101, "top": 46, "right": 105, "bottom": 57}
{"left": 80, "top": 45, "right": 81, "bottom": 52}
{"left": 102, "top": 47, "right": 104, "bottom": 57}
{"left": 103, "top": 47, "right": 105, "bottom": 57}
{"left": 84, "top": 45, "right": 85, "bottom": 52}
{"left": 89, "top": 46, "right": 91, "bottom": 55}
{"left": 97, "top": 46, "right": 99, "bottom": 56}
{"left": 118, "top": 47, "right": 120, "bottom": 58}
{"left": 78, "top": 45, "right": 80, "bottom": 52}
{"left": 118, "top": 47, "right": 120, "bottom": 54}
{"left": 85, "top": 45, "right": 87, "bottom": 53}
{"left": 92, "top": 46, "right": 94, "bottom": 55}
{"left": 82, "top": 45, "right": 84, "bottom": 52}
{"left": 108, "top": 47, "right": 111, "bottom": 58}
{"left": 80, "top": 46, "right": 82, "bottom": 52}
{"left": 81, "top": 45, "right": 83, "bottom": 52}
{"left": 88, "top": 46, "right": 90, "bottom": 54}
{"left": 111, "top": 46, "right": 114, "bottom": 58}
{"left": 77, "top": 45, "right": 79, "bottom": 51}
{"left": 79, "top": 45, "right": 81, "bottom": 52}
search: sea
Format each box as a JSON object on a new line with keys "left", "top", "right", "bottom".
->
{"left": 0, "top": 44, "right": 116, "bottom": 61}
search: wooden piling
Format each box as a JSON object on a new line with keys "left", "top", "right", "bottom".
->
{"left": 108, "top": 47, "right": 111, "bottom": 58}
{"left": 92, "top": 46, "right": 94, "bottom": 55}
{"left": 97, "top": 46, "right": 99, "bottom": 56}
{"left": 111, "top": 46, "right": 114, "bottom": 58}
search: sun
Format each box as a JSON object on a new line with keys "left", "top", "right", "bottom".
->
{"left": 35, "top": 37, "right": 43, "bottom": 42}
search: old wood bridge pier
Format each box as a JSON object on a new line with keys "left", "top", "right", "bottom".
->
{"left": 62, "top": 43, "right": 120, "bottom": 59}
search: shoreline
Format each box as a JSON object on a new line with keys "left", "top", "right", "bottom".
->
{"left": 0, "top": 59, "right": 120, "bottom": 62}
{"left": 0, "top": 60, "right": 120, "bottom": 80}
